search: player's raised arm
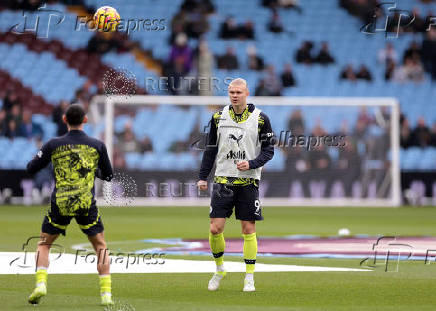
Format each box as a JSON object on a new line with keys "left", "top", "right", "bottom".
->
{"left": 26, "top": 141, "right": 52, "bottom": 175}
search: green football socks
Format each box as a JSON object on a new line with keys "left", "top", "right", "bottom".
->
{"left": 243, "top": 233, "right": 257, "bottom": 274}
{"left": 209, "top": 232, "right": 225, "bottom": 267}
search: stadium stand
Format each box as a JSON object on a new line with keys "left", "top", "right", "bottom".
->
{"left": 0, "top": 0, "right": 436, "bottom": 171}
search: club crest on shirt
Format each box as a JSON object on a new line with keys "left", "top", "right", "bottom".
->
{"left": 228, "top": 133, "right": 243, "bottom": 147}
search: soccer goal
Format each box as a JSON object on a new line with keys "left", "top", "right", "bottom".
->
{"left": 90, "top": 95, "right": 400, "bottom": 207}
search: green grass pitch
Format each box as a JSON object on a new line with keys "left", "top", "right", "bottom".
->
{"left": 1, "top": 205, "right": 436, "bottom": 310}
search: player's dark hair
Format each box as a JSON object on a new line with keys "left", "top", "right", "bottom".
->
{"left": 65, "top": 104, "right": 86, "bottom": 126}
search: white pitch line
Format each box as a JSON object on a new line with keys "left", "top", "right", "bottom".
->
{"left": 0, "top": 252, "right": 369, "bottom": 275}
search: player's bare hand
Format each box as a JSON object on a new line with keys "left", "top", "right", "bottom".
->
{"left": 236, "top": 161, "right": 250, "bottom": 171}
{"left": 197, "top": 180, "right": 208, "bottom": 191}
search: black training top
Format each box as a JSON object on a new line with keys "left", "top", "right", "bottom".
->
{"left": 27, "top": 130, "right": 113, "bottom": 216}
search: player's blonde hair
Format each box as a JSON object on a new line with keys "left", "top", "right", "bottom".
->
{"left": 228, "top": 78, "right": 248, "bottom": 90}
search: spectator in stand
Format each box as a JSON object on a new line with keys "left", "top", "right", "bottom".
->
{"left": 5, "top": 119, "right": 22, "bottom": 139}
{"left": 409, "top": 7, "right": 426, "bottom": 33}
{"left": 246, "top": 45, "right": 264, "bottom": 71}
{"left": 357, "top": 106, "right": 373, "bottom": 127}
{"left": 170, "top": 19, "right": 186, "bottom": 45}
{"left": 430, "top": 122, "right": 436, "bottom": 147}
{"left": 141, "top": 136, "right": 153, "bottom": 153}
{"left": 385, "top": 59, "right": 396, "bottom": 81}
{"left": 217, "top": 47, "right": 239, "bottom": 70}
{"left": 393, "top": 58, "right": 425, "bottom": 83}
{"left": 315, "top": 42, "right": 335, "bottom": 65}
{"left": 169, "top": 33, "right": 193, "bottom": 75}
{"left": 254, "top": 79, "right": 269, "bottom": 96}
{"left": 335, "top": 119, "right": 349, "bottom": 140}
{"left": 219, "top": 17, "right": 238, "bottom": 39}
{"left": 118, "top": 123, "right": 140, "bottom": 153}
{"left": 87, "top": 31, "right": 133, "bottom": 54}
{"left": 167, "top": 58, "right": 188, "bottom": 95}
{"left": 340, "top": 64, "right": 356, "bottom": 81}
{"left": 184, "top": 7, "right": 210, "bottom": 39}
{"left": 337, "top": 138, "right": 362, "bottom": 197}
{"left": 281, "top": 63, "right": 296, "bottom": 87}
{"left": 422, "top": 28, "right": 436, "bottom": 79}
{"left": 262, "top": 0, "right": 277, "bottom": 7}
{"left": 171, "top": 9, "right": 188, "bottom": 40}
{"left": 307, "top": 143, "right": 333, "bottom": 198}
{"left": 20, "top": 110, "right": 43, "bottom": 139}
{"left": 52, "top": 100, "right": 69, "bottom": 136}
{"left": 2, "top": 91, "right": 19, "bottom": 113}
{"left": 181, "top": 0, "right": 215, "bottom": 14}
{"left": 411, "top": 117, "right": 431, "bottom": 147}
{"left": 263, "top": 65, "right": 282, "bottom": 96}
{"left": 20, "top": 0, "right": 42, "bottom": 10}
{"left": 0, "top": 109, "right": 6, "bottom": 136}
{"left": 196, "top": 40, "right": 213, "bottom": 96}
{"left": 356, "top": 64, "right": 372, "bottom": 81}
{"left": 340, "top": 0, "right": 377, "bottom": 23}
{"left": 8, "top": 104, "right": 22, "bottom": 126}
{"left": 378, "top": 43, "right": 398, "bottom": 64}
{"left": 267, "top": 10, "right": 284, "bottom": 33}
{"left": 403, "top": 41, "right": 422, "bottom": 63}
{"left": 287, "top": 109, "right": 305, "bottom": 136}
{"left": 279, "top": 0, "right": 302, "bottom": 13}
{"left": 400, "top": 118, "right": 412, "bottom": 148}
{"left": 379, "top": 106, "right": 391, "bottom": 126}
{"left": 353, "top": 119, "right": 368, "bottom": 142}
{"left": 263, "top": 0, "right": 302, "bottom": 13}
{"left": 312, "top": 121, "right": 328, "bottom": 138}
{"left": 285, "top": 145, "right": 309, "bottom": 197}
{"left": 295, "top": 41, "right": 313, "bottom": 64}
{"left": 87, "top": 32, "right": 113, "bottom": 54}
{"left": 165, "top": 33, "right": 192, "bottom": 94}
{"left": 238, "top": 20, "right": 255, "bottom": 40}
{"left": 73, "top": 88, "right": 91, "bottom": 108}
{"left": 172, "top": 0, "right": 213, "bottom": 39}
{"left": 220, "top": 18, "right": 255, "bottom": 40}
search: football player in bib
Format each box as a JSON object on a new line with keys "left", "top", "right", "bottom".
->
{"left": 197, "top": 78, "right": 274, "bottom": 292}
{"left": 26, "top": 104, "right": 114, "bottom": 306}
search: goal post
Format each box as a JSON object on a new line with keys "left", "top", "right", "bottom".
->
{"left": 90, "top": 95, "right": 401, "bottom": 207}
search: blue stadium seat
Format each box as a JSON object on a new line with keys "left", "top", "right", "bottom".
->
{"left": 2, "top": 0, "right": 436, "bottom": 172}
{"left": 0, "top": 43, "right": 86, "bottom": 104}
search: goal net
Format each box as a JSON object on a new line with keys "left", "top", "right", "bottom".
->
{"left": 89, "top": 95, "right": 400, "bottom": 207}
